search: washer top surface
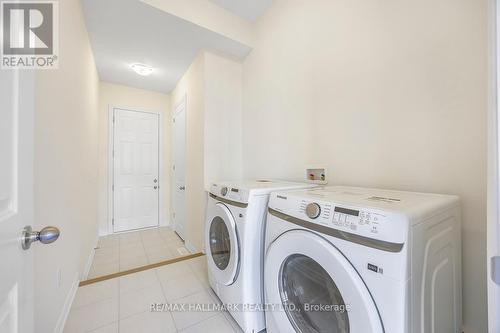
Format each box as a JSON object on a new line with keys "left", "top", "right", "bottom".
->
{"left": 209, "top": 179, "right": 316, "bottom": 204}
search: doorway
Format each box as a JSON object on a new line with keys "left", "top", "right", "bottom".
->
{"left": 111, "top": 107, "right": 160, "bottom": 233}
{"left": 172, "top": 97, "right": 187, "bottom": 240}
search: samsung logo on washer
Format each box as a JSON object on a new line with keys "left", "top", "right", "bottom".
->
{"left": 368, "top": 263, "right": 383, "bottom": 274}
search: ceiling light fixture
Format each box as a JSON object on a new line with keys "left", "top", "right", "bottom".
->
{"left": 130, "top": 63, "right": 154, "bottom": 76}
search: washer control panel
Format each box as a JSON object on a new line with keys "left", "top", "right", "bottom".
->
{"left": 299, "top": 200, "right": 388, "bottom": 235}
{"left": 220, "top": 187, "right": 228, "bottom": 197}
{"left": 270, "top": 191, "right": 409, "bottom": 246}
{"left": 210, "top": 183, "right": 248, "bottom": 204}
{"left": 305, "top": 203, "right": 321, "bottom": 219}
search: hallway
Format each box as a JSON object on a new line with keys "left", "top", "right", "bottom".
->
{"left": 88, "top": 227, "right": 189, "bottom": 279}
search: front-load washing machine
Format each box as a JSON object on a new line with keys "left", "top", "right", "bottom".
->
{"left": 205, "top": 180, "right": 316, "bottom": 333}
{"left": 264, "top": 186, "right": 461, "bottom": 333}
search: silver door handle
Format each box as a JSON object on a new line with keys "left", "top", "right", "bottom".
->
{"left": 22, "top": 226, "right": 60, "bottom": 250}
{"left": 179, "top": 186, "right": 185, "bottom": 190}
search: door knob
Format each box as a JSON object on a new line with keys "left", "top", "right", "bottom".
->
{"left": 22, "top": 226, "right": 60, "bottom": 250}
{"left": 179, "top": 186, "right": 185, "bottom": 190}
{"left": 153, "top": 179, "right": 158, "bottom": 183}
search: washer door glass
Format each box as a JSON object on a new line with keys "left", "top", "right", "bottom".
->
{"left": 279, "top": 254, "right": 350, "bottom": 333}
{"left": 209, "top": 216, "right": 231, "bottom": 270}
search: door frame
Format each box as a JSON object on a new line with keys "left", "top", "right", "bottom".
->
{"left": 107, "top": 105, "right": 165, "bottom": 235}
{"left": 171, "top": 95, "right": 187, "bottom": 237}
{"left": 489, "top": 1, "right": 500, "bottom": 332}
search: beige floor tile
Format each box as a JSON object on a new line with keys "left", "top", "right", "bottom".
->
{"left": 119, "top": 269, "right": 160, "bottom": 294}
{"left": 92, "top": 252, "right": 119, "bottom": 266}
{"left": 87, "top": 322, "right": 118, "bottom": 333}
{"left": 88, "top": 261, "right": 119, "bottom": 279}
{"left": 119, "top": 232, "right": 142, "bottom": 244}
{"left": 146, "top": 249, "right": 176, "bottom": 264}
{"left": 120, "top": 255, "right": 148, "bottom": 271}
{"left": 156, "top": 261, "right": 192, "bottom": 282}
{"left": 72, "top": 278, "right": 119, "bottom": 309}
{"left": 179, "top": 314, "right": 236, "bottom": 333}
{"left": 64, "top": 298, "right": 118, "bottom": 333}
{"left": 143, "top": 242, "right": 170, "bottom": 253}
{"left": 170, "top": 290, "right": 220, "bottom": 330}
{"left": 119, "top": 248, "right": 146, "bottom": 260}
{"left": 222, "top": 311, "right": 244, "bottom": 333}
{"left": 97, "top": 236, "right": 119, "bottom": 249}
{"left": 119, "top": 310, "right": 176, "bottom": 333}
{"left": 94, "top": 246, "right": 119, "bottom": 256}
{"left": 119, "top": 242, "right": 145, "bottom": 253}
{"left": 161, "top": 273, "right": 206, "bottom": 301}
{"left": 120, "top": 284, "right": 166, "bottom": 319}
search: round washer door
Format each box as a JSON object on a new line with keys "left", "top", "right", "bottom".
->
{"left": 265, "top": 230, "right": 384, "bottom": 333}
{"left": 205, "top": 202, "right": 239, "bottom": 285}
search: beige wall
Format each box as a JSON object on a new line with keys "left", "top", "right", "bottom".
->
{"left": 242, "top": 1, "right": 488, "bottom": 332}
{"left": 98, "top": 82, "right": 171, "bottom": 235}
{"left": 171, "top": 53, "right": 206, "bottom": 251}
{"left": 171, "top": 51, "right": 243, "bottom": 251}
{"left": 33, "top": 0, "right": 100, "bottom": 331}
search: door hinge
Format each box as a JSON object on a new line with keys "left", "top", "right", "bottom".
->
{"left": 112, "top": 150, "right": 115, "bottom": 158}
{"left": 112, "top": 218, "right": 114, "bottom": 225}
{"left": 492, "top": 256, "right": 500, "bottom": 285}
{"left": 112, "top": 184, "right": 114, "bottom": 191}
{"left": 173, "top": 165, "right": 175, "bottom": 171}
{"left": 173, "top": 212, "right": 176, "bottom": 218}
{"left": 113, "top": 115, "right": 115, "bottom": 123}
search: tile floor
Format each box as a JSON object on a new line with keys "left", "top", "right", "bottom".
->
{"left": 65, "top": 256, "right": 243, "bottom": 333}
{"left": 87, "top": 227, "right": 190, "bottom": 279}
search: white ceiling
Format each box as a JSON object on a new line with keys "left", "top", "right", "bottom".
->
{"left": 208, "top": 0, "right": 274, "bottom": 22}
{"left": 81, "top": 0, "right": 252, "bottom": 93}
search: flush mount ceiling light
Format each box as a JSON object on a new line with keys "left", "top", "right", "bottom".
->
{"left": 130, "top": 63, "right": 154, "bottom": 76}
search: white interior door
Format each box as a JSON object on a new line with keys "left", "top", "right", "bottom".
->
{"left": 0, "top": 71, "right": 35, "bottom": 332}
{"left": 172, "top": 99, "right": 186, "bottom": 240}
{"left": 113, "top": 108, "right": 160, "bottom": 233}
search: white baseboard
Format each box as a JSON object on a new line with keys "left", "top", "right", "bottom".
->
{"left": 82, "top": 236, "right": 99, "bottom": 280}
{"left": 53, "top": 273, "right": 79, "bottom": 333}
{"left": 184, "top": 240, "right": 198, "bottom": 254}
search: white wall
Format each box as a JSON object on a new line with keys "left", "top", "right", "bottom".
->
{"left": 98, "top": 82, "right": 171, "bottom": 235}
{"left": 171, "top": 51, "right": 243, "bottom": 252}
{"left": 204, "top": 52, "right": 243, "bottom": 189}
{"left": 33, "top": 0, "right": 100, "bottom": 331}
{"left": 242, "top": 1, "right": 488, "bottom": 332}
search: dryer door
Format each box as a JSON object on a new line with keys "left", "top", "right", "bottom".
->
{"left": 205, "top": 202, "right": 239, "bottom": 285}
{"left": 265, "top": 230, "right": 384, "bottom": 333}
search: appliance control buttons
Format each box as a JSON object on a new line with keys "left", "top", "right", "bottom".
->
{"left": 305, "top": 203, "right": 321, "bottom": 219}
{"left": 221, "top": 187, "right": 228, "bottom": 196}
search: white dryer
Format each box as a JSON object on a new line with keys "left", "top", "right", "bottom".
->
{"left": 264, "top": 186, "right": 462, "bottom": 333}
{"left": 205, "top": 180, "right": 316, "bottom": 333}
